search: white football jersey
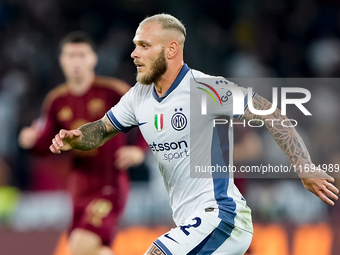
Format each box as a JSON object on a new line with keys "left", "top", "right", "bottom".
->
{"left": 106, "top": 64, "right": 253, "bottom": 233}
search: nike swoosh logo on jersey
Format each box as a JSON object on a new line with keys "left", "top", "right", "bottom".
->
{"left": 164, "top": 233, "right": 179, "bottom": 243}
{"left": 138, "top": 121, "right": 147, "bottom": 126}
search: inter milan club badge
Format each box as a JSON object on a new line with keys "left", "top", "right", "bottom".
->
{"left": 171, "top": 108, "right": 187, "bottom": 131}
{"left": 154, "top": 113, "right": 164, "bottom": 131}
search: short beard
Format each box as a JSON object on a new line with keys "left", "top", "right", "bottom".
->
{"left": 137, "top": 48, "right": 168, "bottom": 85}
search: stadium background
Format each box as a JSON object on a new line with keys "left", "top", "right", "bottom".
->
{"left": 0, "top": 0, "right": 340, "bottom": 254}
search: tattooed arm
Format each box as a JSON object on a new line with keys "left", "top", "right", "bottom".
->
{"left": 49, "top": 115, "right": 119, "bottom": 154}
{"left": 242, "top": 94, "right": 339, "bottom": 205}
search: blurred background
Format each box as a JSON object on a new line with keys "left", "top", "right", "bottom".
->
{"left": 0, "top": 0, "right": 340, "bottom": 254}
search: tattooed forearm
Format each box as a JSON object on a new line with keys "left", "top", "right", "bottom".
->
{"left": 243, "top": 94, "right": 312, "bottom": 170}
{"left": 73, "top": 120, "right": 108, "bottom": 151}
{"left": 265, "top": 112, "right": 311, "bottom": 168}
{"left": 73, "top": 116, "right": 118, "bottom": 151}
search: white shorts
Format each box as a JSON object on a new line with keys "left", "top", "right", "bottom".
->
{"left": 154, "top": 208, "right": 252, "bottom": 255}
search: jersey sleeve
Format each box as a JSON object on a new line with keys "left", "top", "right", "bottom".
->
{"left": 194, "top": 77, "right": 256, "bottom": 119}
{"left": 105, "top": 85, "right": 138, "bottom": 133}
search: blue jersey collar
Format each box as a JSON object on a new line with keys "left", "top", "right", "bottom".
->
{"left": 152, "top": 64, "right": 190, "bottom": 103}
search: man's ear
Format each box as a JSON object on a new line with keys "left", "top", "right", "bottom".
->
{"left": 167, "top": 41, "right": 179, "bottom": 59}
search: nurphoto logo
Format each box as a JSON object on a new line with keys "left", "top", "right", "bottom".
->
{"left": 199, "top": 85, "right": 312, "bottom": 127}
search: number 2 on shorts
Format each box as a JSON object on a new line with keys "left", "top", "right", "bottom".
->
{"left": 180, "top": 217, "right": 202, "bottom": 236}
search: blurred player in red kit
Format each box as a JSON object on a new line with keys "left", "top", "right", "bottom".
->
{"left": 19, "top": 31, "right": 147, "bottom": 255}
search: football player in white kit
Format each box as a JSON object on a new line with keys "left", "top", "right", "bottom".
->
{"left": 50, "top": 14, "right": 338, "bottom": 255}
